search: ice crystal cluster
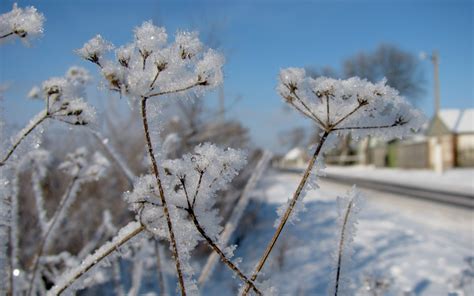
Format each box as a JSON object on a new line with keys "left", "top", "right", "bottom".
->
{"left": 77, "top": 21, "right": 224, "bottom": 104}
{"left": 38, "top": 67, "right": 95, "bottom": 125}
{"left": 278, "top": 68, "right": 425, "bottom": 139}
{"left": 124, "top": 143, "right": 246, "bottom": 292}
{"left": 0, "top": 3, "right": 45, "bottom": 44}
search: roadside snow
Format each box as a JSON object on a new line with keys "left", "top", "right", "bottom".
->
{"left": 203, "top": 171, "right": 473, "bottom": 295}
{"left": 324, "top": 165, "right": 474, "bottom": 196}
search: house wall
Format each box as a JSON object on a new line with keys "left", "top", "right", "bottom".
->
{"left": 371, "top": 146, "right": 388, "bottom": 167}
{"left": 428, "top": 135, "right": 456, "bottom": 169}
{"left": 457, "top": 134, "right": 474, "bottom": 167}
{"left": 396, "top": 141, "right": 429, "bottom": 169}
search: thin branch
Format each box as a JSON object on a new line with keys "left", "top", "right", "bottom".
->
{"left": 28, "top": 176, "right": 80, "bottom": 296}
{"left": 289, "top": 89, "right": 326, "bottom": 128}
{"left": 332, "top": 121, "right": 405, "bottom": 131}
{"left": 88, "top": 129, "right": 135, "bottom": 186}
{"left": 283, "top": 95, "right": 324, "bottom": 128}
{"left": 0, "top": 32, "right": 14, "bottom": 39}
{"left": 191, "top": 170, "right": 204, "bottom": 208}
{"left": 198, "top": 151, "right": 272, "bottom": 286}
{"left": 241, "top": 131, "right": 330, "bottom": 296}
{"left": 334, "top": 199, "right": 354, "bottom": 296}
{"left": 0, "top": 110, "right": 48, "bottom": 166}
{"left": 330, "top": 100, "right": 367, "bottom": 129}
{"left": 177, "top": 170, "right": 262, "bottom": 294}
{"left": 187, "top": 208, "right": 262, "bottom": 295}
{"left": 48, "top": 222, "right": 145, "bottom": 295}
{"left": 140, "top": 97, "right": 187, "bottom": 296}
{"left": 147, "top": 81, "right": 204, "bottom": 99}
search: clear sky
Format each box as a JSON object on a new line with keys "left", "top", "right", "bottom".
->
{"left": 1, "top": 0, "right": 473, "bottom": 151}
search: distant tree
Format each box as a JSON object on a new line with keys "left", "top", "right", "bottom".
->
{"left": 305, "top": 44, "right": 425, "bottom": 102}
{"left": 343, "top": 44, "right": 424, "bottom": 101}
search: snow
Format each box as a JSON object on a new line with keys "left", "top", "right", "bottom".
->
{"left": 204, "top": 170, "right": 473, "bottom": 295}
{"left": 324, "top": 165, "right": 474, "bottom": 196}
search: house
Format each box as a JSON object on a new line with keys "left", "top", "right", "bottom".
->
{"left": 279, "top": 147, "right": 309, "bottom": 168}
{"left": 364, "top": 108, "right": 474, "bottom": 170}
{"left": 425, "top": 108, "right": 474, "bottom": 168}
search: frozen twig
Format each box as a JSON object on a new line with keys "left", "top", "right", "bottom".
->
{"left": 48, "top": 222, "right": 145, "bottom": 295}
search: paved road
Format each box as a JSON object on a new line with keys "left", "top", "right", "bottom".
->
{"left": 278, "top": 168, "right": 474, "bottom": 209}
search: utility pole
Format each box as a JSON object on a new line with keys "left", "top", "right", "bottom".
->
{"left": 431, "top": 50, "right": 441, "bottom": 114}
{"left": 218, "top": 85, "right": 225, "bottom": 122}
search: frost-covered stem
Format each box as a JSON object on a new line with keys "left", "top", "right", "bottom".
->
{"left": 198, "top": 151, "right": 272, "bottom": 285}
{"left": 241, "top": 131, "right": 330, "bottom": 296}
{"left": 140, "top": 96, "right": 187, "bottom": 296}
{"left": 290, "top": 91, "right": 325, "bottom": 128}
{"left": 31, "top": 170, "right": 48, "bottom": 234}
{"left": 49, "top": 222, "right": 145, "bottom": 295}
{"left": 334, "top": 199, "right": 354, "bottom": 296}
{"left": 28, "top": 176, "right": 79, "bottom": 296}
{"left": 191, "top": 171, "right": 204, "bottom": 208}
{"left": 112, "top": 260, "right": 125, "bottom": 296}
{"left": 187, "top": 208, "right": 262, "bottom": 296}
{"left": 89, "top": 129, "right": 135, "bottom": 186}
{"left": 154, "top": 239, "right": 168, "bottom": 296}
{"left": 330, "top": 101, "right": 367, "bottom": 129}
{"left": 147, "top": 81, "right": 203, "bottom": 98}
{"left": 0, "top": 110, "right": 48, "bottom": 167}
{"left": 0, "top": 32, "right": 14, "bottom": 39}
{"left": 332, "top": 121, "right": 406, "bottom": 131}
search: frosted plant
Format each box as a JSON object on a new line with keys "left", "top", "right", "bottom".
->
{"left": 240, "top": 69, "right": 425, "bottom": 295}
{"left": 124, "top": 143, "right": 262, "bottom": 294}
{"left": 73, "top": 20, "right": 224, "bottom": 295}
{"left": 330, "top": 186, "right": 364, "bottom": 296}
{"left": 0, "top": 66, "right": 96, "bottom": 167}
{"left": 0, "top": 3, "right": 45, "bottom": 45}
{"left": 17, "top": 150, "right": 53, "bottom": 235}
{"left": 27, "top": 147, "right": 109, "bottom": 296}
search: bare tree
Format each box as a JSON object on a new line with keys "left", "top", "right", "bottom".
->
{"left": 344, "top": 44, "right": 424, "bottom": 101}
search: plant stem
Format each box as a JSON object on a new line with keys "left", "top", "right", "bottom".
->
{"left": 140, "top": 97, "right": 187, "bottom": 296}
{"left": 0, "top": 32, "right": 14, "bottom": 39}
{"left": 187, "top": 209, "right": 262, "bottom": 295}
{"left": 28, "top": 176, "right": 79, "bottom": 296}
{"left": 48, "top": 222, "right": 145, "bottom": 295}
{"left": 0, "top": 110, "right": 48, "bottom": 167}
{"left": 334, "top": 199, "right": 354, "bottom": 296}
{"left": 241, "top": 131, "right": 330, "bottom": 296}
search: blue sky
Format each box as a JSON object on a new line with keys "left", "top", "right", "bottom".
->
{"left": 1, "top": 0, "right": 472, "bottom": 151}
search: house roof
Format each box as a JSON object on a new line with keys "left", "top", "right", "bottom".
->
{"left": 438, "top": 109, "right": 474, "bottom": 133}
{"left": 283, "top": 147, "right": 306, "bottom": 161}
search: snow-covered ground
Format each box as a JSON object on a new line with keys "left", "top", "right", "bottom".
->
{"left": 324, "top": 165, "right": 474, "bottom": 195}
{"left": 203, "top": 170, "right": 474, "bottom": 295}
